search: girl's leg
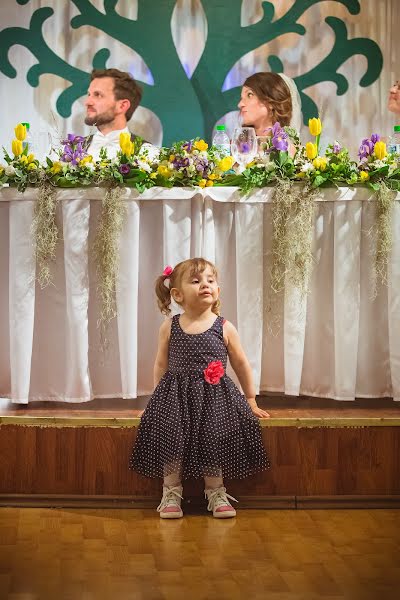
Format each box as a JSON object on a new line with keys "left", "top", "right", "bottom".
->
{"left": 204, "top": 473, "right": 237, "bottom": 519}
{"left": 158, "top": 468, "right": 183, "bottom": 519}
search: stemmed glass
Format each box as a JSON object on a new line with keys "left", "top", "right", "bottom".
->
{"left": 230, "top": 127, "right": 258, "bottom": 173}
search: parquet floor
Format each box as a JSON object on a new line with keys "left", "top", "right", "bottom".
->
{"left": 0, "top": 508, "right": 399, "bottom": 599}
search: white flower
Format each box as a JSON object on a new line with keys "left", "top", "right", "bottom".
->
{"left": 265, "top": 162, "right": 276, "bottom": 172}
{"left": 137, "top": 159, "right": 151, "bottom": 172}
{"left": 5, "top": 165, "right": 16, "bottom": 176}
{"left": 372, "top": 159, "right": 387, "bottom": 169}
{"left": 301, "top": 162, "right": 315, "bottom": 172}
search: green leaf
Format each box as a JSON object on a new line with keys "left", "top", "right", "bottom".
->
{"left": 313, "top": 175, "right": 326, "bottom": 187}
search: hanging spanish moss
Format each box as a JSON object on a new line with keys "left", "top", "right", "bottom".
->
{"left": 32, "top": 180, "right": 59, "bottom": 288}
{"left": 93, "top": 185, "right": 126, "bottom": 346}
{"left": 270, "top": 180, "right": 316, "bottom": 297}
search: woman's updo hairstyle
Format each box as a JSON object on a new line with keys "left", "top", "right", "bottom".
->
{"left": 243, "top": 72, "right": 292, "bottom": 126}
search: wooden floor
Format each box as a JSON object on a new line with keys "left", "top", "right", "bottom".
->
{"left": 0, "top": 507, "right": 399, "bottom": 600}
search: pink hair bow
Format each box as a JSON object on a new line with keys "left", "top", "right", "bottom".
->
{"left": 163, "top": 265, "right": 173, "bottom": 276}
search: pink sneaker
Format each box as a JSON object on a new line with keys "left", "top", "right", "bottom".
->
{"left": 205, "top": 486, "right": 237, "bottom": 518}
{"left": 157, "top": 485, "right": 183, "bottom": 519}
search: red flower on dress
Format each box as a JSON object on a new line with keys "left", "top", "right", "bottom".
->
{"left": 163, "top": 265, "right": 173, "bottom": 276}
{"left": 204, "top": 360, "right": 224, "bottom": 385}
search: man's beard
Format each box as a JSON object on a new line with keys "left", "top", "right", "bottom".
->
{"left": 84, "top": 107, "right": 117, "bottom": 127}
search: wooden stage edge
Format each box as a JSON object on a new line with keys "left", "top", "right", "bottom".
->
{"left": 1, "top": 396, "right": 400, "bottom": 506}
{"left": 1, "top": 395, "right": 400, "bottom": 428}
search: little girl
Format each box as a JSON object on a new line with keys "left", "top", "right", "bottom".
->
{"left": 129, "top": 258, "right": 270, "bottom": 519}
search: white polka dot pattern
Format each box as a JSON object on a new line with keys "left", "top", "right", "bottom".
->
{"left": 129, "top": 316, "right": 270, "bottom": 480}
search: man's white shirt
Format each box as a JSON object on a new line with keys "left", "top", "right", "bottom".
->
{"left": 87, "top": 126, "right": 158, "bottom": 162}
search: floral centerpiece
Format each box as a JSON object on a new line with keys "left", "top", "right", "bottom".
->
{"left": 45, "top": 133, "right": 95, "bottom": 187}
{"left": 222, "top": 122, "right": 299, "bottom": 193}
{"left": 357, "top": 134, "right": 400, "bottom": 191}
{"left": 0, "top": 123, "right": 40, "bottom": 191}
{"left": 156, "top": 138, "right": 233, "bottom": 188}
{"left": 356, "top": 134, "right": 400, "bottom": 288}
{"left": 294, "top": 118, "right": 359, "bottom": 187}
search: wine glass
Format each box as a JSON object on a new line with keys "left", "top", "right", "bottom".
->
{"left": 230, "top": 127, "right": 258, "bottom": 173}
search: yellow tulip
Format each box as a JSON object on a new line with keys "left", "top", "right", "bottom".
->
{"left": 206, "top": 179, "right": 214, "bottom": 187}
{"left": 359, "top": 171, "right": 369, "bottom": 182}
{"left": 119, "top": 132, "right": 131, "bottom": 148}
{"left": 119, "top": 133, "right": 134, "bottom": 157}
{"left": 309, "top": 117, "right": 322, "bottom": 137}
{"left": 218, "top": 156, "right": 234, "bottom": 171}
{"left": 12, "top": 139, "right": 23, "bottom": 156}
{"left": 374, "top": 141, "right": 387, "bottom": 160}
{"left": 19, "top": 155, "right": 28, "bottom": 165}
{"left": 198, "top": 179, "right": 207, "bottom": 188}
{"left": 14, "top": 123, "right": 27, "bottom": 142}
{"left": 296, "top": 171, "right": 306, "bottom": 179}
{"left": 27, "top": 153, "right": 35, "bottom": 163}
{"left": 150, "top": 172, "right": 157, "bottom": 179}
{"left": 120, "top": 140, "right": 132, "bottom": 157}
{"left": 194, "top": 139, "right": 208, "bottom": 152}
{"left": 313, "top": 157, "right": 327, "bottom": 171}
{"left": 0, "top": 166, "right": 4, "bottom": 176}
{"left": 306, "top": 142, "right": 318, "bottom": 160}
{"left": 27, "top": 163, "right": 37, "bottom": 170}
{"left": 169, "top": 154, "right": 176, "bottom": 162}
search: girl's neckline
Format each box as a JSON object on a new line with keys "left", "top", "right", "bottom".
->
{"left": 176, "top": 315, "right": 219, "bottom": 336}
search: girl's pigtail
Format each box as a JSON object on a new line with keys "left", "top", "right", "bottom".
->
{"left": 155, "top": 274, "right": 172, "bottom": 315}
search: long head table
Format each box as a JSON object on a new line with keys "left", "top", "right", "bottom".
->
{"left": 0, "top": 186, "right": 399, "bottom": 403}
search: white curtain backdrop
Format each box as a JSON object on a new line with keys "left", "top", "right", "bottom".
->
{"left": 0, "top": 186, "right": 399, "bottom": 404}
{"left": 0, "top": 0, "right": 399, "bottom": 156}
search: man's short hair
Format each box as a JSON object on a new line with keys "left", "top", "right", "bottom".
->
{"left": 90, "top": 68, "right": 142, "bottom": 121}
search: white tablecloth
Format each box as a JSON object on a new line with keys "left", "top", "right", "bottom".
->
{"left": 0, "top": 186, "right": 399, "bottom": 403}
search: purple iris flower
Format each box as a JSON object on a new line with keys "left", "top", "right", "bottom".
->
{"left": 62, "top": 134, "right": 85, "bottom": 145}
{"left": 183, "top": 141, "right": 193, "bottom": 152}
{"left": 60, "top": 134, "right": 87, "bottom": 165}
{"left": 266, "top": 122, "right": 289, "bottom": 152}
{"left": 358, "top": 134, "right": 380, "bottom": 160}
{"left": 195, "top": 157, "right": 209, "bottom": 175}
{"left": 272, "top": 133, "right": 288, "bottom": 152}
{"left": 332, "top": 143, "right": 341, "bottom": 154}
{"left": 119, "top": 164, "right": 130, "bottom": 175}
{"left": 174, "top": 157, "right": 190, "bottom": 169}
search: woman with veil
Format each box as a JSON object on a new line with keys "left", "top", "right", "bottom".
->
{"left": 237, "top": 71, "right": 303, "bottom": 148}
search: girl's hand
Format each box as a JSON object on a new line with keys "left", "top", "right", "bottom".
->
{"left": 247, "top": 398, "right": 270, "bottom": 418}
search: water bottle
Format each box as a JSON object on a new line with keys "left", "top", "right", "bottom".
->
{"left": 21, "top": 122, "right": 36, "bottom": 155}
{"left": 212, "top": 124, "right": 230, "bottom": 157}
{"left": 388, "top": 125, "right": 400, "bottom": 155}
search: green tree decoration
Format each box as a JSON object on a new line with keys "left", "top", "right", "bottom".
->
{"left": 0, "top": 0, "right": 383, "bottom": 144}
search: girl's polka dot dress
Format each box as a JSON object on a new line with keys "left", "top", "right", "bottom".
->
{"left": 129, "top": 315, "right": 270, "bottom": 480}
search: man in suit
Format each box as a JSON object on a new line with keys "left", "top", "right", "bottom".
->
{"left": 84, "top": 68, "right": 156, "bottom": 160}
